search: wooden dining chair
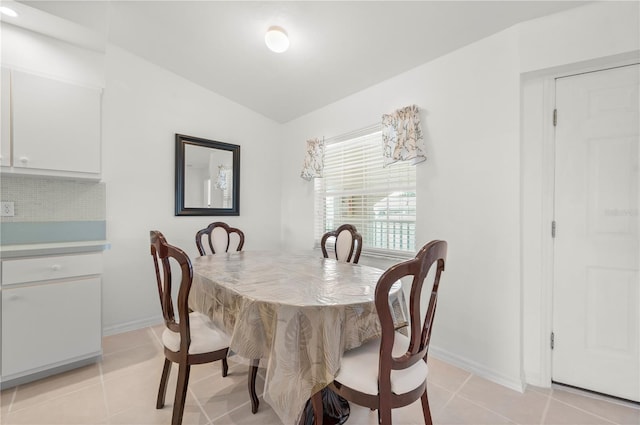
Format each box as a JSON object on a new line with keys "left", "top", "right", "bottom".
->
{"left": 150, "top": 230, "right": 234, "bottom": 425}
{"left": 320, "top": 224, "right": 363, "bottom": 264}
{"left": 195, "top": 221, "right": 245, "bottom": 256}
{"left": 317, "top": 240, "right": 447, "bottom": 425}
{"left": 193, "top": 223, "right": 260, "bottom": 413}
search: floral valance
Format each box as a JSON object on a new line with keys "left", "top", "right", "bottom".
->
{"left": 381, "top": 105, "right": 426, "bottom": 167}
{"left": 300, "top": 138, "right": 324, "bottom": 181}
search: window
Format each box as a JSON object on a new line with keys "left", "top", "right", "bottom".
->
{"left": 314, "top": 127, "right": 416, "bottom": 256}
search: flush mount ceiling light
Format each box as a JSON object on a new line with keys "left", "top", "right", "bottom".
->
{"left": 0, "top": 7, "right": 18, "bottom": 18}
{"left": 265, "top": 26, "right": 289, "bottom": 53}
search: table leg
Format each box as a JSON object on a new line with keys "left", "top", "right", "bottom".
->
{"left": 249, "top": 359, "right": 259, "bottom": 414}
{"left": 312, "top": 391, "right": 323, "bottom": 425}
{"left": 299, "top": 387, "right": 350, "bottom": 425}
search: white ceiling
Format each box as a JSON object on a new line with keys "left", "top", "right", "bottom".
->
{"left": 16, "top": 1, "right": 588, "bottom": 123}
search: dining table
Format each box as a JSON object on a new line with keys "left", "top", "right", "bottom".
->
{"left": 189, "top": 250, "right": 407, "bottom": 425}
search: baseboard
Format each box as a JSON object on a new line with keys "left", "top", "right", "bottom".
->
{"left": 523, "top": 370, "right": 550, "bottom": 388}
{"left": 429, "top": 345, "right": 525, "bottom": 393}
{"left": 102, "top": 315, "right": 163, "bottom": 336}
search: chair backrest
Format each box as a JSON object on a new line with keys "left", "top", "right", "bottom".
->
{"left": 320, "top": 224, "right": 363, "bottom": 264}
{"left": 195, "top": 222, "right": 245, "bottom": 256}
{"left": 150, "top": 230, "right": 193, "bottom": 352}
{"left": 375, "top": 240, "right": 447, "bottom": 385}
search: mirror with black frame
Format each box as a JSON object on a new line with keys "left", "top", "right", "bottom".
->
{"left": 175, "top": 134, "right": 240, "bottom": 216}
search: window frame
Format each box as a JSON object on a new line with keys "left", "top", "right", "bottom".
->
{"left": 313, "top": 125, "right": 417, "bottom": 260}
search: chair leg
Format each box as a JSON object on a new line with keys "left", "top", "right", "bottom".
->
{"left": 311, "top": 390, "right": 323, "bottom": 425}
{"left": 156, "top": 358, "right": 172, "bottom": 409}
{"left": 171, "top": 363, "right": 191, "bottom": 425}
{"left": 421, "top": 391, "right": 433, "bottom": 425}
{"left": 222, "top": 357, "right": 229, "bottom": 377}
{"left": 249, "top": 360, "right": 259, "bottom": 414}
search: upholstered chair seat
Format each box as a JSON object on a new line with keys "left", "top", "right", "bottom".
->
{"left": 162, "top": 312, "right": 231, "bottom": 355}
{"left": 335, "top": 332, "right": 428, "bottom": 395}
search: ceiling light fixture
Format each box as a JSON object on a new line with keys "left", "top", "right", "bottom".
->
{"left": 265, "top": 26, "right": 289, "bottom": 53}
{"left": 0, "top": 7, "right": 18, "bottom": 18}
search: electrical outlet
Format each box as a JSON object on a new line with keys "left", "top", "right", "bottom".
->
{"left": 1, "top": 201, "right": 15, "bottom": 217}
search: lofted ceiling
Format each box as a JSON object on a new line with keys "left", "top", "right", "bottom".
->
{"left": 14, "top": 1, "right": 588, "bottom": 123}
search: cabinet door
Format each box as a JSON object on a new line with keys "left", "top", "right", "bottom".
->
{"left": 1, "top": 68, "right": 10, "bottom": 167}
{"left": 11, "top": 71, "right": 101, "bottom": 174}
{"left": 1, "top": 277, "right": 101, "bottom": 377}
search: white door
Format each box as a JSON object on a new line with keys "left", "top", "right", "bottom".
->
{"left": 553, "top": 64, "right": 639, "bottom": 402}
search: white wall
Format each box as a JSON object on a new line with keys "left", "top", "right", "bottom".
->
{"left": 101, "top": 45, "right": 282, "bottom": 333}
{"left": 518, "top": 1, "right": 639, "bottom": 74}
{"left": 279, "top": 1, "right": 640, "bottom": 390}
{"left": 281, "top": 28, "right": 523, "bottom": 389}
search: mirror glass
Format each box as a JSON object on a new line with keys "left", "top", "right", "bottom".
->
{"left": 175, "top": 134, "right": 240, "bottom": 216}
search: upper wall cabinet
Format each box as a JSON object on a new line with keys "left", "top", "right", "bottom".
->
{"left": 1, "top": 68, "right": 102, "bottom": 180}
{"left": 1, "top": 69, "right": 11, "bottom": 167}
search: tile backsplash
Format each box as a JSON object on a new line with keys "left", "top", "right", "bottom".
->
{"left": 0, "top": 175, "right": 105, "bottom": 223}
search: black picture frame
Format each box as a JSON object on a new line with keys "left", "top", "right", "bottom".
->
{"left": 175, "top": 134, "right": 240, "bottom": 216}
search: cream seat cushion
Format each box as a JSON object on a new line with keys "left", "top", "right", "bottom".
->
{"left": 334, "top": 331, "right": 428, "bottom": 395}
{"left": 162, "top": 312, "right": 230, "bottom": 354}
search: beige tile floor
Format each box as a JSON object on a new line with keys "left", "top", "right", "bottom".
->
{"left": 1, "top": 325, "right": 638, "bottom": 425}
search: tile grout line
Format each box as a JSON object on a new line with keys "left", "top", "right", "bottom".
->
{"left": 97, "top": 360, "right": 112, "bottom": 425}
{"left": 539, "top": 392, "right": 552, "bottom": 425}
{"left": 147, "top": 325, "right": 163, "bottom": 347}
{"left": 435, "top": 372, "right": 472, "bottom": 413}
{"left": 437, "top": 374, "right": 526, "bottom": 424}
{"left": 100, "top": 326, "right": 165, "bottom": 358}
{"left": 549, "top": 395, "right": 621, "bottom": 425}
{"left": 8, "top": 386, "right": 17, "bottom": 414}
{"left": 4, "top": 372, "right": 103, "bottom": 415}
{"left": 454, "top": 393, "right": 520, "bottom": 424}
{"left": 102, "top": 342, "right": 158, "bottom": 357}
{"left": 207, "top": 370, "right": 267, "bottom": 423}
{"left": 188, "top": 385, "right": 214, "bottom": 425}
{"left": 209, "top": 399, "right": 255, "bottom": 423}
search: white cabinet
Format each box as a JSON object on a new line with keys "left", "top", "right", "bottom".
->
{"left": 1, "top": 252, "right": 103, "bottom": 387}
{"left": 1, "top": 68, "right": 10, "bottom": 167}
{"left": 0, "top": 68, "right": 102, "bottom": 179}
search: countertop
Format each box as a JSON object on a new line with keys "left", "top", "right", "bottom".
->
{"left": 0, "top": 240, "right": 110, "bottom": 259}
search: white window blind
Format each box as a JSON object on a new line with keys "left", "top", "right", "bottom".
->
{"left": 314, "top": 127, "right": 416, "bottom": 256}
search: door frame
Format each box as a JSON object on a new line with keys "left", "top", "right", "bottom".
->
{"left": 520, "top": 51, "right": 640, "bottom": 388}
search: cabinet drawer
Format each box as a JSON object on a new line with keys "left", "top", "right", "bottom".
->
{"left": 1, "top": 253, "right": 102, "bottom": 286}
